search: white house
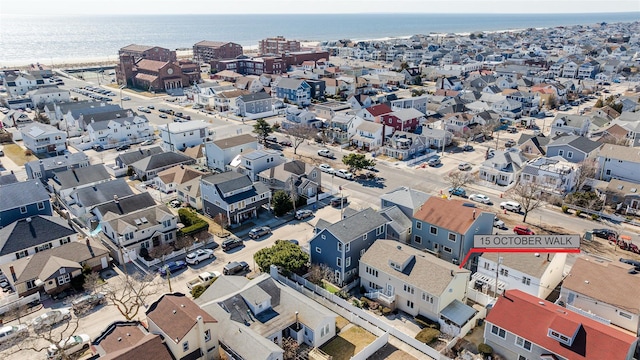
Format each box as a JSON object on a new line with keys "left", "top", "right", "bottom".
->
{"left": 153, "top": 165, "right": 207, "bottom": 194}
{"left": 29, "top": 87, "right": 70, "bottom": 108}
{"left": 550, "top": 114, "right": 591, "bottom": 137}
{"left": 227, "top": 149, "right": 286, "bottom": 181}
{"left": 351, "top": 121, "right": 393, "bottom": 151}
{"left": 3, "top": 72, "right": 42, "bottom": 96}
{"left": 21, "top": 122, "right": 67, "bottom": 156}
{"left": 205, "top": 134, "right": 258, "bottom": 172}
{"left": 596, "top": 144, "right": 640, "bottom": 183}
{"left": 479, "top": 148, "right": 527, "bottom": 186}
{"left": 519, "top": 156, "right": 580, "bottom": 195}
{"left": 327, "top": 114, "right": 364, "bottom": 145}
{"left": 87, "top": 114, "right": 153, "bottom": 149}
{"left": 159, "top": 120, "right": 211, "bottom": 152}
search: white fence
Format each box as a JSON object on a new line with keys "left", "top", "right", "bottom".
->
{"left": 137, "top": 241, "right": 205, "bottom": 268}
{"left": 349, "top": 332, "right": 389, "bottom": 360}
{"left": 0, "top": 292, "right": 40, "bottom": 315}
{"left": 466, "top": 287, "right": 496, "bottom": 307}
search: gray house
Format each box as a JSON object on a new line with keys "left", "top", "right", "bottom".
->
{"left": 201, "top": 172, "right": 270, "bottom": 226}
{"left": 550, "top": 114, "right": 591, "bottom": 136}
{"left": 21, "top": 122, "right": 67, "bottom": 155}
{"left": 205, "top": 134, "right": 258, "bottom": 172}
{"left": 411, "top": 196, "right": 494, "bottom": 268}
{"left": 48, "top": 164, "right": 112, "bottom": 199}
{"left": 546, "top": 135, "right": 602, "bottom": 163}
{"left": 25, "top": 152, "right": 90, "bottom": 184}
{"left": 129, "top": 151, "right": 195, "bottom": 180}
{"left": 0, "top": 180, "right": 52, "bottom": 228}
{"left": 309, "top": 208, "right": 388, "bottom": 285}
{"left": 236, "top": 92, "right": 273, "bottom": 118}
{"left": 380, "top": 186, "right": 431, "bottom": 218}
{"left": 257, "top": 160, "right": 322, "bottom": 199}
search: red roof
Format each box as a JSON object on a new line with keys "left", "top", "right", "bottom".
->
{"left": 486, "top": 290, "right": 637, "bottom": 360}
{"left": 365, "top": 104, "right": 393, "bottom": 117}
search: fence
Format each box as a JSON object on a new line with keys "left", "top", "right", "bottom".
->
{"left": 136, "top": 241, "right": 205, "bottom": 268}
{"left": 406, "top": 151, "right": 435, "bottom": 167}
{"left": 0, "top": 292, "right": 40, "bottom": 315}
{"left": 349, "top": 332, "right": 389, "bottom": 360}
{"left": 466, "top": 287, "right": 496, "bottom": 307}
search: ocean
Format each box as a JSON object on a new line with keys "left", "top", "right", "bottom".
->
{"left": 1, "top": 12, "right": 639, "bottom": 66}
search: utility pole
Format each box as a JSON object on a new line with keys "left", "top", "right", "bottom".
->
{"left": 494, "top": 255, "right": 503, "bottom": 298}
{"left": 118, "top": 237, "right": 128, "bottom": 276}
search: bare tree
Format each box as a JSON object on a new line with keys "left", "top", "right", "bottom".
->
{"left": 82, "top": 272, "right": 103, "bottom": 294}
{"left": 285, "top": 124, "right": 314, "bottom": 155}
{"left": 508, "top": 183, "right": 545, "bottom": 223}
{"left": 575, "top": 159, "right": 598, "bottom": 189}
{"left": 149, "top": 244, "right": 173, "bottom": 259}
{"left": 282, "top": 337, "right": 300, "bottom": 360}
{"left": 102, "top": 273, "right": 161, "bottom": 321}
{"left": 444, "top": 170, "right": 475, "bottom": 190}
{"left": 9, "top": 316, "right": 85, "bottom": 360}
{"left": 307, "top": 264, "right": 334, "bottom": 285}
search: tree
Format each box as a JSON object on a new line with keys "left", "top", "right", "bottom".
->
{"left": 282, "top": 337, "right": 300, "bottom": 360}
{"left": 507, "top": 183, "right": 545, "bottom": 223}
{"left": 271, "top": 190, "right": 293, "bottom": 217}
{"left": 10, "top": 315, "right": 84, "bottom": 360}
{"left": 307, "top": 263, "right": 334, "bottom": 285}
{"left": 342, "top": 153, "right": 375, "bottom": 173}
{"left": 102, "top": 273, "right": 161, "bottom": 321}
{"left": 444, "top": 170, "right": 475, "bottom": 190}
{"left": 575, "top": 159, "right": 598, "bottom": 189}
{"left": 252, "top": 118, "right": 273, "bottom": 143}
{"left": 547, "top": 94, "right": 558, "bottom": 109}
{"left": 594, "top": 98, "right": 604, "bottom": 108}
{"left": 285, "top": 124, "right": 314, "bottom": 155}
{"left": 149, "top": 244, "right": 173, "bottom": 259}
{"left": 253, "top": 240, "right": 310, "bottom": 276}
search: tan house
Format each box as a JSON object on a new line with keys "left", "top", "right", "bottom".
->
{"left": 92, "top": 321, "right": 174, "bottom": 360}
{"left": 153, "top": 165, "right": 207, "bottom": 194}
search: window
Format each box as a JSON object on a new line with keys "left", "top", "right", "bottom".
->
{"left": 35, "top": 243, "right": 52, "bottom": 252}
{"left": 518, "top": 356, "right": 528, "bottom": 360}
{"left": 315, "top": 247, "right": 321, "bottom": 253}
{"left": 376, "top": 225, "right": 384, "bottom": 236}
{"left": 345, "top": 243, "right": 350, "bottom": 252}
{"left": 558, "top": 150, "right": 564, "bottom": 156}
{"left": 422, "top": 293, "right": 434, "bottom": 303}
{"left": 515, "top": 336, "right": 532, "bottom": 351}
{"left": 414, "top": 235, "right": 422, "bottom": 244}
{"left": 448, "top": 233, "right": 456, "bottom": 242}
{"left": 567, "top": 151, "right": 573, "bottom": 158}
{"left": 416, "top": 221, "right": 422, "bottom": 230}
{"left": 346, "top": 257, "right": 351, "bottom": 267}
{"left": 360, "top": 249, "right": 365, "bottom": 256}
{"left": 204, "top": 329, "right": 211, "bottom": 342}
{"left": 430, "top": 226, "right": 437, "bottom": 235}
{"left": 403, "top": 284, "right": 414, "bottom": 294}
{"left": 483, "top": 262, "right": 491, "bottom": 270}
{"left": 336, "top": 258, "right": 342, "bottom": 267}
{"left": 26, "top": 279, "right": 36, "bottom": 289}
{"left": 20, "top": 206, "right": 27, "bottom": 214}
{"left": 619, "top": 311, "right": 633, "bottom": 320}
{"left": 407, "top": 300, "right": 414, "bottom": 308}
{"left": 15, "top": 250, "right": 28, "bottom": 259}
{"left": 57, "top": 273, "right": 71, "bottom": 285}
{"left": 337, "top": 243, "right": 342, "bottom": 251}
{"left": 37, "top": 202, "right": 45, "bottom": 210}
{"left": 522, "top": 276, "right": 531, "bottom": 286}
{"left": 163, "top": 220, "right": 172, "bottom": 227}
{"left": 500, "top": 268, "right": 509, "bottom": 277}
{"left": 60, "top": 238, "right": 70, "bottom": 246}
{"left": 363, "top": 233, "right": 367, "bottom": 240}
{"left": 443, "top": 246, "right": 452, "bottom": 254}
{"left": 491, "top": 325, "right": 506, "bottom": 339}
{"left": 164, "top": 233, "right": 173, "bottom": 241}
{"left": 182, "top": 341, "right": 189, "bottom": 352}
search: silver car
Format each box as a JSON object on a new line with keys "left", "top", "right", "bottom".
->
{"left": 32, "top": 308, "right": 71, "bottom": 331}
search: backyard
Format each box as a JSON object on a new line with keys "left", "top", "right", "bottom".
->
{"left": 319, "top": 325, "right": 376, "bottom": 360}
{"left": 2, "top": 143, "right": 33, "bottom": 166}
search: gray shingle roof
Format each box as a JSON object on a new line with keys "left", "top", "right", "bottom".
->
{"left": 96, "top": 192, "right": 157, "bottom": 220}
{"left": 116, "top": 146, "right": 164, "bottom": 166}
{"left": 130, "top": 151, "right": 194, "bottom": 172}
{"left": 238, "top": 92, "right": 271, "bottom": 102}
{"left": 0, "top": 215, "right": 76, "bottom": 256}
{"left": 26, "top": 152, "right": 89, "bottom": 173}
{"left": 211, "top": 134, "right": 257, "bottom": 149}
{"left": 74, "top": 179, "right": 134, "bottom": 209}
{"left": 547, "top": 135, "right": 602, "bottom": 153}
{"left": 324, "top": 208, "right": 387, "bottom": 243}
{"left": 380, "top": 186, "right": 431, "bottom": 214}
{"left": 52, "top": 164, "right": 111, "bottom": 190}
{"left": 202, "top": 172, "right": 252, "bottom": 194}
{"left": 0, "top": 180, "right": 50, "bottom": 212}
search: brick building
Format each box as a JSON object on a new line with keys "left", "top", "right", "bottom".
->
{"left": 259, "top": 36, "right": 301, "bottom": 56}
{"left": 211, "top": 51, "right": 329, "bottom": 76}
{"left": 192, "top": 41, "right": 243, "bottom": 63}
{"left": 118, "top": 44, "right": 177, "bottom": 62}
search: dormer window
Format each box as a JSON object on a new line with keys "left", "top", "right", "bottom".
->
{"left": 389, "top": 261, "right": 402, "bottom": 272}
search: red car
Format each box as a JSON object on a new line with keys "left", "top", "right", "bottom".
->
{"left": 513, "top": 225, "right": 535, "bottom": 235}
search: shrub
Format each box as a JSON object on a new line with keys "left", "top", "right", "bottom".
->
{"left": 382, "top": 307, "right": 392, "bottom": 316}
{"left": 369, "top": 302, "right": 379, "bottom": 310}
{"left": 191, "top": 284, "right": 206, "bottom": 299}
{"left": 575, "top": 210, "right": 582, "bottom": 217}
{"left": 561, "top": 205, "right": 569, "bottom": 213}
{"left": 336, "top": 291, "right": 349, "bottom": 299}
{"left": 591, "top": 214, "right": 599, "bottom": 221}
{"left": 478, "top": 343, "right": 493, "bottom": 356}
{"left": 178, "top": 208, "right": 209, "bottom": 236}
{"left": 352, "top": 299, "right": 361, "bottom": 308}
{"left": 415, "top": 328, "right": 440, "bottom": 344}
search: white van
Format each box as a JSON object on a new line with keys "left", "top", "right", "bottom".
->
{"left": 0, "top": 324, "right": 27, "bottom": 344}
{"left": 500, "top": 201, "right": 522, "bottom": 213}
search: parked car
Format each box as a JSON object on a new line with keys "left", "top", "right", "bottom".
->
{"left": 0, "top": 324, "right": 28, "bottom": 345}
{"left": 121, "top": 96, "right": 131, "bottom": 101}
{"left": 159, "top": 113, "right": 168, "bottom": 119}
{"left": 318, "top": 163, "right": 335, "bottom": 174}
{"left": 185, "top": 249, "right": 215, "bottom": 265}
{"left": 32, "top": 309, "right": 72, "bottom": 331}
{"left": 147, "top": 105, "right": 155, "bottom": 109}
{"left": 504, "top": 139, "right": 516, "bottom": 148}
{"left": 248, "top": 226, "right": 271, "bottom": 239}
{"left": 317, "top": 149, "right": 334, "bottom": 158}
{"left": 331, "top": 197, "right": 348, "bottom": 207}
{"left": 265, "top": 135, "right": 278, "bottom": 143}
{"left": 513, "top": 225, "right": 535, "bottom": 235}
{"left": 223, "top": 261, "right": 250, "bottom": 275}
{"left": 221, "top": 237, "right": 244, "bottom": 250}
{"left": 506, "top": 126, "right": 518, "bottom": 133}
{"left": 462, "top": 144, "right": 474, "bottom": 152}
{"left": 493, "top": 217, "right": 506, "bottom": 229}
{"left": 335, "top": 169, "right": 353, "bottom": 180}
{"left": 295, "top": 209, "right": 313, "bottom": 220}
{"left": 139, "top": 139, "right": 155, "bottom": 146}
{"left": 620, "top": 258, "right": 640, "bottom": 271}
{"left": 469, "top": 193, "right": 491, "bottom": 204}
{"left": 279, "top": 139, "right": 292, "bottom": 147}
{"left": 71, "top": 293, "right": 105, "bottom": 314}
{"left": 448, "top": 187, "right": 467, "bottom": 198}
{"left": 427, "top": 158, "right": 441, "bottom": 167}
{"left": 592, "top": 228, "right": 619, "bottom": 240}
{"left": 46, "top": 334, "right": 91, "bottom": 359}
{"left": 458, "top": 162, "right": 471, "bottom": 171}
{"left": 115, "top": 144, "right": 130, "bottom": 151}
{"left": 157, "top": 261, "right": 187, "bottom": 277}
{"left": 500, "top": 201, "right": 522, "bottom": 213}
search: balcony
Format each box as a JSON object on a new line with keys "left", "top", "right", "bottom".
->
{"left": 365, "top": 291, "right": 396, "bottom": 307}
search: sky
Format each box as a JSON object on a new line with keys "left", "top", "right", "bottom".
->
{"left": 3, "top": 0, "right": 639, "bottom": 16}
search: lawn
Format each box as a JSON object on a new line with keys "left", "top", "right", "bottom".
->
{"left": 2, "top": 143, "right": 35, "bottom": 166}
{"left": 322, "top": 280, "right": 340, "bottom": 294}
{"left": 320, "top": 326, "right": 377, "bottom": 360}
{"left": 335, "top": 316, "right": 349, "bottom": 331}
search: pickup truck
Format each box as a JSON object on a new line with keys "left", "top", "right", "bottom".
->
{"left": 186, "top": 271, "right": 221, "bottom": 290}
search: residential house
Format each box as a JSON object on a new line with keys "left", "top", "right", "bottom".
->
{"left": 234, "top": 76, "right": 265, "bottom": 93}
{"left": 87, "top": 114, "right": 153, "bottom": 149}
{"left": 561, "top": 61, "right": 579, "bottom": 78}
{"left": 176, "top": 177, "right": 204, "bottom": 211}
{"left": 327, "top": 114, "right": 364, "bottom": 145}
{"left": 351, "top": 121, "right": 391, "bottom": 151}
{"left": 382, "top": 131, "right": 428, "bottom": 161}
{"left": 546, "top": 135, "right": 602, "bottom": 164}
{"left": 443, "top": 112, "right": 475, "bottom": 134}
{"left": 21, "top": 122, "right": 67, "bottom": 156}
{"left": 91, "top": 321, "right": 175, "bottom": 360}
{"left": 484, "top": 290, "right": 638, "bottom": 360}
{"left": 236, "top": 92, "right": 274, "bottom": 119}
{"left": 130, "top": 151, "right": 196, "bottom": 181}
{"left": 590, "top": 123, "right": 628, "bottom": 145}
{"left": 146, "top": 293, "right": 219, "bottom": 360}
{"left": 2, "top": 72, "right": 44, "bottom": 96}
{"left": 479, "top": 149, "right": 527, "bottom": 186}
{"left": 200, "top": 172, "right": 270, "bottom": 226}
{"left": 419, "top": 127, "right": 453, "bottom": 149}
{"left": 197, "top": 274, "right": 336, "bottom": 359}
{"left": 182, "top": 144, "right": 207, "bottom": 167}
{"left": 205, "top": 134, "right": 258, "bottom": 172}
{"left": 378, "top": 206, "right": 412, "bottom": 243}
{"left": 45, "top": 101, "right": 124, "bottom": 130}
{"left": 390, "top": 94, "right": 429, "bottom": 114}
{"left": 313, "top": 101, "right": 351, "bottom": 121}
{"left": 380, "top": 186, "right": 431, "bottom": 218}
{"left": 66, "top": 178, "right": 135, "bottom": 218}
{"left": 0, "top": 239, "right": 108, "bottom": 297}
{"left": 25, "top": 152, "right": 90, "bottom": 184}
{"left": 115, "top": 146, "right": 164, "bottom": 171}
{"left": 159, "top": 121, "right": 211, "bottom": 152}
{"left": 2, "top": 110, "right": 33, "bottom": 128}
{"left": 91, "top": 192, "right": 157, "bottom": 224}
{"left": 520, "top": 156, "right": 580, "bottom": 195}
{"left": 517, "top": 134, "right": 550, "bottom": 158}
{"left": 577, "top": 60, "right": 600, "bottom": 79}
{"left": 600, "top": 178, "right": 640, "bottom": 215}
{"left": 505, "top": 91, "right": 540, "bottom": 116}
{"left": 380, "top": 108, "right": 425, "bottom": 133}
{"left": 257, "top": 160, "right": 322, "bottom": 199}
{"left": 100, "top": 204, "right": 177, "bottom": 265}
{"left": 410, "top": 196, "right": 494, "bottom": 267}
{"left": 274, "top": 78, "right": 311, "bottom": 106}
{"left": 154, "top": 165, "right": 207, "bottom": 194}
{"left": 360, "top": 240, "right": 474, "bottom": 336}
{"left": 0, "top": 215, "right": 77, "bottom": 266}
{"left": 212, "top": 89, "right": 248, "bottom": 112}
{"left": 475, "top": 252, "right": 567, "bottom": 299}
{"left": 491, "top": 98, "right": 523, "bottom": 118}
{"left": 597, "top": 144, "right": 640, "bottom": 183}
{"left": 282, "top": 107, "right": 320, "bottom": 129}
{"left": 48, "top": 164, "right": 112, "bottom": 199}
{"left": 227, "top": 149, "right": 286, "bottom": 182}
{"left": 551, "top": 114, "right": 591, "bottom": 137}
{"left": 310, "top": 208, "right": 388, "bottom": 285}
{"left": 0, "top": 180, "right": 52, "bottom": 228}
{"left": 29, "top": 87, "right": 70, "bottom": 108}
{"left": 357, "top": 103, "right": 393, "bottom": 123}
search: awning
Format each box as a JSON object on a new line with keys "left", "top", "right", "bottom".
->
{"left": 440, "top": 299, "right": 477, "bottom": 327}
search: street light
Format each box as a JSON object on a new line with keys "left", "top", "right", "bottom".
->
{"left": 119, "top": 84, "right": 126, "bottom": 108}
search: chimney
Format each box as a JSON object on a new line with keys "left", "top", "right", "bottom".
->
{"left": 114, "top": 194, "right": 119, "bottom": 203}
{"left": 9, "top": 266, "right": 17, "bottom": 282}
{"left": 26, "top": 217, "right": 32, "bottom": 223}
{"left": 196, "top": 315, "right": 206, "bottom": 357}
{"left": 472, "top": 209, "right": 476, "bottom": 220}
{"left": 86, "top": 238, "right": 95, "bottom": 257}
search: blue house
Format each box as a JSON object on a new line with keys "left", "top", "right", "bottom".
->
{"left": 0, "top": 180, "right": 52, "bottom": 228}
{"left": 411, "top": 197, "right": 493, "bottom": 269}
{"left": 274, "top": 78, "right": 311, "bottom": 106}
{"left": 310, "top": 208, "right": 388, "bottom": 286}
{"left": 25, "top": 152, "right": 90, "bottom": 184}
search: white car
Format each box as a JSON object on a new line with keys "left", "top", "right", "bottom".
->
{"left": 494, "top": 217, "right": 506, "bottom": 229}
{"left": 458, "top": 162, "right": 471, "bottom": 171}
{"left": 47, "top": 334, "right": 91, "bottom": 359}
{"left": 121, "top": 96, "right": 131, "bottom": 101}
{"left": 469, "top": 194, "right": 492, "bottom": 204}
{"left": 317, "top": 149, "right": 334, "bottom": 158}
{"left": 0, "top": 324, "right": 28, "bottom": 344}
{"left": 500, "top": 201, "right": 522, "bottom": 213}
{"left": 335, "top": 169, "right": 353, "bottom": 180}
{"left": 318, "top": 163, "right": 335, "bottom": 174}
{"left": 31, "top": 308, "right": 72, "bottom": 331}
{"left": 185, "top": 248, "right": 215, "bottom": 265}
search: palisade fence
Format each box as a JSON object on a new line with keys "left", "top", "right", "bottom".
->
{"left": 137, "top": 240, "right": 205, "bottom": 268}
{"left": 280, "top": 270, "right": 451, "bottom": 360}
{"left": 0, "top": 292, "right": 40, "bottom": 315}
